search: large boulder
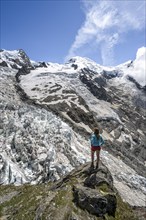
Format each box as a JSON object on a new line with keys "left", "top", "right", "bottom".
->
{"left": 73, "top": 184, "right": 116, "bottom": 217}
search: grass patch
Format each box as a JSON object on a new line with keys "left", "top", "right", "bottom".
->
{"left": 98, "top": 183, "right": 113, "bottom": 194}
{"left": 114, "top": 194, "right": 138, "bottom": 220}
{"left": 0, "top": 184, "right": 50, "bottom": 220}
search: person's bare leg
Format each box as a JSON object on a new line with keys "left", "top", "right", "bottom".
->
{"left": 96, "top": 150, "right": 100, "bottom": 169}
{"left": 91, "top": 150, "right": 95, "bottom": 167}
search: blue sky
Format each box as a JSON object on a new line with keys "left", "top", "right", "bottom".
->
{"left": 1, "top": 0, "right": 146, "bottom": 66}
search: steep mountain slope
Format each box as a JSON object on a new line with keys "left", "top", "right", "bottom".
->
{"left": 0, "top": 48, "right": 146, "bottom": 208}
{"left": 19, "top": 49, "right": 146, "bottom": 177}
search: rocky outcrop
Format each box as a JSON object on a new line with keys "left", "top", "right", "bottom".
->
{"left": 0, "top": 162, "right": 140, "bottom": 220}
{"left": 79, "top": 68, "right": 112, "bottom": 102}
{"left": 15, "top": 66, "right": 31, "bottom": 82}
{"left": 126, "top": 75, "right": 145, "bottom": 91}
{"left": 0, "top": 60, "right": 8, "bottom": 67}
{"left": 73, "top": 185, "right": 116, "bottom": 217}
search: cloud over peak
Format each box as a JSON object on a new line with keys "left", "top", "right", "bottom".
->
{"left": 66, "top": 0, "right": 145, "bottom": 66}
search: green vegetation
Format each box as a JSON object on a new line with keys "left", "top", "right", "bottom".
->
{"left": 0, "top": 184, "right": 50, "bottom": 220}
{"left": 0, "top": 166, "right": 139, "bottom": 220}
{"left": 114, "top": 195, "right": 138, "bottom": 220}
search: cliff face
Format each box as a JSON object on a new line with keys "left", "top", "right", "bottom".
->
{"left": 0, "top": 162, "right": 142, "bottom": 220}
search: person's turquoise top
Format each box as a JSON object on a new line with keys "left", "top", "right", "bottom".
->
{"left": 90, "top": 134, "right": 104, "bottom": 146}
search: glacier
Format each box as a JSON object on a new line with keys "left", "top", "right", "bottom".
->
{"left": 0, "top": 48, "right": 146, "bottom": 206}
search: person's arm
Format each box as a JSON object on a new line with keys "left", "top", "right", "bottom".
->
{"left": 90, "top": 134, "right": 94, "bottom": 145}
{"left": 100, "top": 136, "right": 104, "bottom": 146}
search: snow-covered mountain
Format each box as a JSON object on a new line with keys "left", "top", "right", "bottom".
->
{"left": 0, "top": 48, "right": 146, "bottom": 207}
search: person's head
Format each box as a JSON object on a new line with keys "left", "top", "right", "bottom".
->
{"left": 94, "top": 127, "right": 99, "bottom": 136}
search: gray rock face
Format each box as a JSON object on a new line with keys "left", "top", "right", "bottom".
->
{"left": 73, "top": 184, "right": 116, "bottom": 217}
{"left": 0, "top": 61, "right": 8, "bottom": 67}
{"left": 72, "top": 164, "right": 116, "bottom": 217}
{"left": 79, "top": 68, "right": 112, "bottom": 102}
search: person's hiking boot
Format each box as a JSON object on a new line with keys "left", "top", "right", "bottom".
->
{"left": 95, "top": 163, "right": 99, "bottom": 170}
{"left": 90, "top": 162, "right": 94, "bottom": 169}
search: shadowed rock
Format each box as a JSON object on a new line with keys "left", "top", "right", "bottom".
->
{"left": 73, "top": 184, "right": 116, "bottom": 217}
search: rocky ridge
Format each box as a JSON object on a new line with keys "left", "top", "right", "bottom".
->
{"left": 0, "top": 162, "right": 144, "bottom": 220}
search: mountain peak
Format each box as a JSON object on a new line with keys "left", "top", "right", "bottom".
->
{"left": 0, "top": 49, "right": 32, "bottom": 70}
{"left": 68, "top": 56, "right": 97, "bottom": 64}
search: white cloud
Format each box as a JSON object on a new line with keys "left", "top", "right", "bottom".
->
{"left": 66, "top": 0, "right": 146, "bottom": 66}
{"left": 130, "top": 47, "right": 146, "bottom": 86}
{"left": 120, "top": 47, "right": 146, "bottom": 86}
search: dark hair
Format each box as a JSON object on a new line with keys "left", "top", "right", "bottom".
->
{"left": 94, "top": 127, "right": 100, "bottom": 139}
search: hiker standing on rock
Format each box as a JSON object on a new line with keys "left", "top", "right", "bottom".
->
{"left": 90, "top": 128, "right": 104, "bottom": 169}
